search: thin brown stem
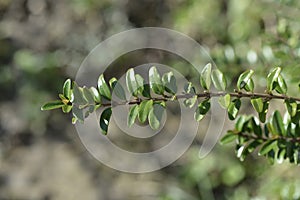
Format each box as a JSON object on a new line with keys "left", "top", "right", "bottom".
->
{"left": 96, "top": 91, "right": 300, "bottom": 108}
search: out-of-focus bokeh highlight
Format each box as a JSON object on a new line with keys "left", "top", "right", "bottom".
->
{"left": 0, "top": 0, "right": 300, "bottom": 199}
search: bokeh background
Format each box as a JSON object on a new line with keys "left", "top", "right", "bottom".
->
{"left": 0, "top": 0, "right": 300, "bottom": 199}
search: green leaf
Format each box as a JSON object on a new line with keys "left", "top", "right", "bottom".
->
{"left": 235, "top": 115, "right": 250, "bottom": 132}
{"left": 127, "top": 105, "right": 139, "bottom": 127}
{"left": 98, "top": 74, "right": 111, "bottom": 100}
{"left": 109, "top": 77, "right": 126, "bottom": 100}
{"left": 90, "top": 87, "right": 101, "bottom": 104}
{"left": 259, "top": 101, "right": 269, "bottom": 123}
{"left": 184, "top": 95, "right": 198, "bottom": 108}
{"left": 72, "top": 82, "right": 88, "bottom": 105}
{"left": 259, "top": 140, "right": 277, "bottom": 156}
{"left": 138, "top": 100, "right": 153, "bottom": 123}
{"left": 271, "top": 111, "right": 286, "bottom": 136}
{"left": 237, "top": 69, "right": 254, "bottom": 91}
{"left": 194, "top": 99, "right": 211, "bottom": 121}
{"left": 250, "top": 117, "right": 262, "bottom": 136}
{"left": 184, "top": 82, "right": 196, "bottom": 94}
{"left": 63, "top": 79, "right": 72, "bottom": 99}
{"left": 251, "top": 98, "right": 264, "bottom": 113}
{"left": 82, "top": 87, "right": 94, "bottom": 104}
{"left": 148, "top": 103, "right": 165, "bottom": 130}
{"left": 200, "top": 63, "right": 212, "bottom": 90}
{"left": 62, "top": 105, "right": 72, "bottom": 113}
{"left": 99, "top": 107, "right": 112, "bottom": 135}
{"left": 228, "top": 99, "right": 241, "bottom": 120}
{"left": 135, "top": 74, "right": 145, "bottom": 96}
{"left": 218, "top": 94, "right": 230, "bottom": 109}
{"left": 211, "top": 69, "right": 227, "bottom": 91}
{"left": 142, "top": 84, "right": 151, "bottom": 98}
{"left": 162, "top": 71, "right": 177, "bottom": 95}
{"left": 220, "top": 131, "right": 237, "bottom": 145}
{"left": 41, "top": 100, "right": 64, "bottom": 110}
{"left": 285, "top": 99, "right": 297, "bottom": 117}
{"left": 247, "top": 140, "right": 262, "bottom": 153}
{"left": 276, "top": 148, "right": 286, "bottom": 164}
{"left": 275, "top": 75, "right": 287, "bottom": 94}
{"left": 267, "top": 67, "right": 281, "bottom": 92}
{"left": 244, "top": 78, "right": 254, "bottom": 92}
{"left": 126, "top": 68, "right": 138, "bottom": 97}
{"left": 149, "top": 66, "right": 164, "bottom": 95}
{"left": 72, "top": 106, "right": 84, "bottom": 123}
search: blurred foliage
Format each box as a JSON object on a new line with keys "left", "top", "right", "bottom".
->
{"left": 0, "top": 0, "right": 300, "bottom": 199}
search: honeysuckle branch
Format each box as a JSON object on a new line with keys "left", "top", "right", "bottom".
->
{"left": 42, "top": 63, "right": 300, "bottom": 165}
{"left": 95, "top": 91, "right": 300, "bottom": 108}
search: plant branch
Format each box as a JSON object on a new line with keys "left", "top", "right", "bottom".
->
{"left": 96, "top": 91, "right": 300, "bottom": 108}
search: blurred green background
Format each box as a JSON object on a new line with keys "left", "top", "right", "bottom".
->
{"left": 0, "top": 0, "right": 300, "bottom": 199}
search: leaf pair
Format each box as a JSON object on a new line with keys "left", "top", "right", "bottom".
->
{"left": 200, "top": 63, "right": 227, "bottom": 91}
{"left": 267, "top": 67, "right": 287, "bottom": 94}
{"left": 41, "top": 79, "right": 73, "bottom": 113}
{"left": 128, "top": 100, "right": 165, "bottom": 130}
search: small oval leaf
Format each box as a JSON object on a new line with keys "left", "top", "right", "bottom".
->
{"left": 63, "top": 79, "right": 72, "bottom": 99}
{"left": 259, "top": 140, "right": 277, "bottom": 156}
{"left": 220, "top": 131, "right": 237, "bottom": 145}
{"left": 251, "top": 97, "right": 264, "bottom": 113}
{"left": 211, "top": 69, "right": 227, "bottom": 91}
{"left": 149, "top": 66, "right": 164, "bottom": 95}
{"left": 99, "top": 107, "right": 112, "bottom": 135}
{"left": 148, "top": 103, "right": 165, "bottom": 130}
{"left": 267, "top": 67, "right": 281, "bottom": 92}
{"left": 41, "top": 100, "right": 64, "bottom": 111}
{"left": 237, "top": 69, "right": 254, "bottom": 91}
{"left": 98, "top": 74, "right": 111, "bottom": 100}
{"left": 200, "top": 63, "right": 212, "bottom": 90}
{"left": 138, "top": 100, "right": 153, "bottom": 123}
{"left": 218, "top": 94, "right": 230, "bottom": 109}
{"left": 228, "top": 99, "right": 241, "bottom": 120}
{"left": 128, "top": 105, "right": 139, "bottom": 127}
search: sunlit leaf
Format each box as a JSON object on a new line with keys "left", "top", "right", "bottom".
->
{"left": 237, "top": 69, "right": 254, "bottom": 91}
{"left": 98, "top": 74, "right": 111, "bottom": 100}
{"left": 162, "top": 71, "right": 177, "bottom": 95}
{"left": 135, "top": 74, "right": 145, "bottom": 96}
{"left": 184, "top": 95, "right": 197, "bottom": 108}
{"left": 285, "top": 99, "right": 297, "bottom": 117}
{"left": 251, "top": 97, "right": 264, "bottom": 113}
{"left": 127, "top": 105, "right": 139, "bottom": 127}
{"left": 267, "top": 67, "right": 281, "bottom": 92}
{"left": 109, "top": 77, "right": 126, "bottom": 100}
{"left": 149, "top": 66, "right": 164, "bottom": 95}
{"left": 62, "top": 105, "right": 72, "bottom": 113}
{"left": 63, "top": 78, "right": 72, "bottom": 99}
{"left": 259, "top": 101, "right": 269, "bottom": 123}
{"left": 90, "top": 87, "right": 101, "bottom": 104}
{"left": 200, "top": 63, "right": 211, "bottom": 90}
{"left": 271, "top": 111, "right": 286, "bottom": 136}
{"left": 258, "top": 140, "right": 277, "bottom": 156}
{"left": 138, "top": 100, "right": 153, "bottom": 123}
{"left": 218, "top": 94, "right": 230, "bottom": 109}
{"left": 126, "top": 68, "right": 138, "bottom": 97}
{"left": 184, "top": 82, "right": 196, "bottom": 94}
{"left": 220, "top": 131, "right": 237, "bottom": 145}
{"left": 275, "top": 75, "right": 287, "bottom": 94}
{"left": 228, "top": 99, "right": 241, "bottom": 120}
{"left": 211, "top": 69, "right": 227, "bottom": 91}
{"left": 41, "top": 100, "right": 64, "bottom": 110}
{"left": 194, "top": 99, "right": 210, "bottom": 121}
